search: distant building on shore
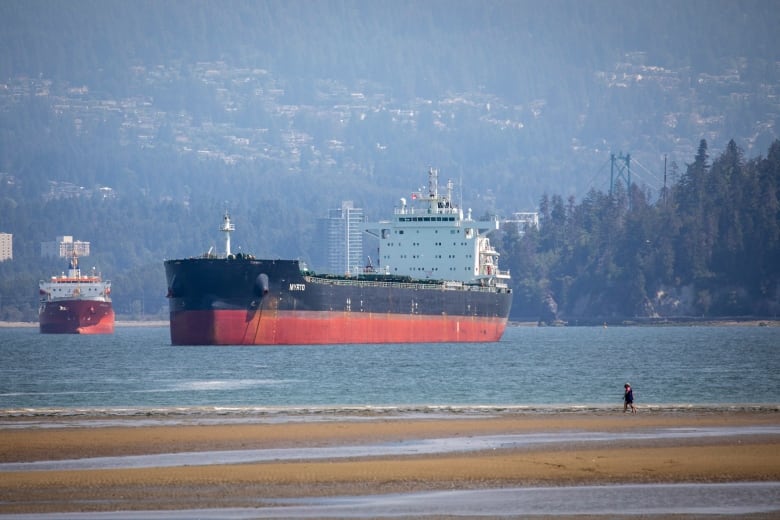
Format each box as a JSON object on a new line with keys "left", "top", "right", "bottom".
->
{"left": 0, "top": 232, "right": 12, "bottom": 261}
{"left": 41, "top": 236, "right": 90, "bottom": 258}
{"left": 503, "top": 212, "right": 539, "bottom": 234}
{"left": 312, "top": 201, "right": 365, "bottom": 275}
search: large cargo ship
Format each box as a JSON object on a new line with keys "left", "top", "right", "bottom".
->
{"left": 39, "top": 254, "right": 114, "bottom": 334}
{"left": 164, "top": 168, "right": 512, "bottom": 345}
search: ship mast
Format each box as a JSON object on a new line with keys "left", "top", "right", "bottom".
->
{"left": 220, "top": 211, "right": 235, "bottom": 256}
{"left": 68, "top": 252, "right": 81, "bottom": 279}
{"left": 428, "top": 167, "right": 438, "bottom": 199}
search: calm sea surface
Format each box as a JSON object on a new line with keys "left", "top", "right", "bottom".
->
{"left": 1, "top": 325, "right": 778, "bottom": 415}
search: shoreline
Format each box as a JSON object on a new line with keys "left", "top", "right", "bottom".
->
{"left": 1, "top": 411, "right": 778, "bottom": 514}
{"left": 511, "top": 317, "right": 780, "bottom": 327}
{"left": 2, "top": 318, "right": 778, "bottom": 329}
{"left": 2, "top": 403, "right": 778, "bottom": 421}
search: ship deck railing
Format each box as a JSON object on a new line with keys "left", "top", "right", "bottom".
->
{"left": 304, "top": 275, "right": 509, "bottom": 293}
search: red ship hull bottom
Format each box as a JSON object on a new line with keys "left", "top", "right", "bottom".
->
{"left": 39, "top": 301, "right": 115, "bottom": 335}
{"left": 170, "top": 309, "right": 508, "bottom": 345}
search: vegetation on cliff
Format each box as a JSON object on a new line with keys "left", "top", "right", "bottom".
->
{"left": 500, "top": 139, "right": 780, "bottom": 321}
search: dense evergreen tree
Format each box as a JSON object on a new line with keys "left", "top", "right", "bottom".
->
{"left": 500, "top": 139, "right": 780, "bottom": 322}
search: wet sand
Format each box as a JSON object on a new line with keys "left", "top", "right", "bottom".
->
{"left": 1, "top": 411, "right": 778, "bottom": 514}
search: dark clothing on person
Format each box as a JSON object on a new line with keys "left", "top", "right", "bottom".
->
{"left": 623, "top": 384, "right": 637, "bottom": 413}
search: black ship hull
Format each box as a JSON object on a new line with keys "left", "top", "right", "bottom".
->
{"left": 165, "top": 256, "right": 512, "bottom": 345}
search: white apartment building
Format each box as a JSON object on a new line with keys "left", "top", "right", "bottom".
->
{"left": 325, "top": 201, "right": 364, "bottom": 275}
{"left": 0, "top": 232, "right": 11, "bottom": 261}
{"left": 41, "top": 236, "right": 90, "bottom": 258}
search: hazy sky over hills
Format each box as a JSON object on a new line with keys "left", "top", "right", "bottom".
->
{"left": 1, "top": 0, "right": 778, "bottom": 209}
{"left": 2, "top": 0, "right": 778, "bottom": 101}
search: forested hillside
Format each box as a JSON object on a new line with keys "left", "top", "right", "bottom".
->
{"left": 502, "top": 139, "right": 780, "bottom": 321}
{"left": 1, "top": 138, "right": 777, "bottom": 322}
{"left": 0, "top": 0, "right": 778, "bottom": 321}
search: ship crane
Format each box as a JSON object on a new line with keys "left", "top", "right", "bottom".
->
{"left": 220, "top": 211, "right": 235, "bottom": 257}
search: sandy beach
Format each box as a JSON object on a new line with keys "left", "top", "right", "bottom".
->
{"left": 1, "top": 410, "right": 778, "bottom": 515}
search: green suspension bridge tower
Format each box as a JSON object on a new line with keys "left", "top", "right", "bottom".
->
{"left": 610, "top": 152, "right": 632, "bottom": 206}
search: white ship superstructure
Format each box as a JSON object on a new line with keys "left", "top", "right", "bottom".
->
{"left": 365, "top": 167, "right": 509, "bottom": 287}
{"left": 39, "top": 254, "right": 111, "bottom": 303}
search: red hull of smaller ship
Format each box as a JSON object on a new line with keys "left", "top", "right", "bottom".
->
{"left": 169, "top": 309, "right": 508, "bottom": 345}
{"left": 39, "top": 300, "right": 115, "bottom": 334}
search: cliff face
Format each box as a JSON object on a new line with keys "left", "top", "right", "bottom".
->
{"left": 545, "top": 282, "right": 780, "bottom": 323}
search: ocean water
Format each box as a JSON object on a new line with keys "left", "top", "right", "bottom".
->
{"left": 0, "top": 324, "right": 778, "bottom": 416}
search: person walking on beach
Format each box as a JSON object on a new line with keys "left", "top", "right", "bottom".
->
{"left": 623, "top": 383, "right": 637, "bottom": 414}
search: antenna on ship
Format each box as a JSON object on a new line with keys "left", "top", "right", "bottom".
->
{"left": 220, "top": 210, "right": 235, "bottom": 256}
{"left": 428, "top": 167, "right": 438, "bottom": 199}
{"left": 68, "top": 251, "right": 80, "bottom": 278}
